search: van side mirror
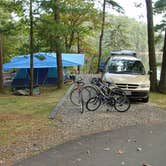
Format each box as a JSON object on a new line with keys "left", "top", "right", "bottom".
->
{"left": 148, "top": 70, "right": 153, "bottom": 75}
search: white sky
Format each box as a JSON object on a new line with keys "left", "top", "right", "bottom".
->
{"left": 102, "top": 0, "right": 163, "bottom": 25}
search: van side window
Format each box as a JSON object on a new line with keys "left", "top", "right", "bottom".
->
{"left": 132, "top": 61, "right": 145, "bottom": 74}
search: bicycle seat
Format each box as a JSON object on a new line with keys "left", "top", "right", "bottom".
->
{"left": 76, "top": 78, "right": 83, "bottom": 84}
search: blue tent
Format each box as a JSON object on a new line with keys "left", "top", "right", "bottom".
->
{"left": 3, "top": 52, "right": 84, "bottom": 88}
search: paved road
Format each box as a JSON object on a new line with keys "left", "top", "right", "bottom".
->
{"left": 15, "top": 123, "right": 166, "bottom": 166}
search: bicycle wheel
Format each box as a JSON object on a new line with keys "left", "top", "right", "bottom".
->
{"left": 82, "top": 85, "right": 98, "bottom": 101}
{"left": 70, "top": 88, "right": 90, "bottom": 106}
{"left": 86, "top": 96, "right": 101, "bottom": 111}
{"left": 110, "top": 88, "right": 125, "bottom": 98}
{"left": 114, "top": 95, "right": 130, "bottom": 112}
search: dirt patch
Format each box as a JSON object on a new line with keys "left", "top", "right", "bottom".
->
{"left": 0, "top": 113, "right": 59, "bottom": 165}
{"left": 0, "top": 113, "right": 33, "bottom": 121}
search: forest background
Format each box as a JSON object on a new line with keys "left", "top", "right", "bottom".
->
{"left": 0, "top": 0, "right": 165, "bottom": 92}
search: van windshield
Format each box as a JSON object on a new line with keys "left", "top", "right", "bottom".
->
{"left": 108, "top": 60, "right": 146, "bottom": 75}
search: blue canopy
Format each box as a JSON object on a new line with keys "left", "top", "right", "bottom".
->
{"left": 3, "top": 52, "right": 84, "bottom": 70}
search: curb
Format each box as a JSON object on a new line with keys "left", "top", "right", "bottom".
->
{"left": 48, "top": 84, "right": 75, "bottom": 119}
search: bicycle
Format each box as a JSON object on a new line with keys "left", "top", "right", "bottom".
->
{"left": 86, "top": 78, "right": 130, "bottom": 112}
{"left": 69, "top": 77, "right": 98, "bottom": 113}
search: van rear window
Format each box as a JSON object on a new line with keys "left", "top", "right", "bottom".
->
{"left": 108, "top": 60, "right": 145, "bottom": 75}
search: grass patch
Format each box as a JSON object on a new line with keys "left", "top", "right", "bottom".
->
{"left": 0, "top": 85, "right": 69, "bottom": 147}
{"left": 0, "top": 85, "right": 69, "bottom": 117}
{"left": 150, "top": 92, "right": 166, "bottom": 109}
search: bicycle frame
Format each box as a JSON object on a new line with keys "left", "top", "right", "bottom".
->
{"left": 97, "top": 90, "right": 115, "bottom": 107}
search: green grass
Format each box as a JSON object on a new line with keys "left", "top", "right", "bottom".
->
{"left": 0, "top": 85, "right": 69, "bottom": 117}
{"left": 0, "top": 85, "right": 69, "bottom": 146}
{"left": 150, "top": 92, "right": 166, "bottom": 109}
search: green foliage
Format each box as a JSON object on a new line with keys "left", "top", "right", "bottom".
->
{"left": 103, "top": 15, "right": 148, "bottom": 55}
{"left": 154, "top": 0, "right": 166, "bottom": 13}
{"left": 0, "top": 0, "right": 30, "bottom": 61}
{"left": 154, "top": 0, "right": 166, "bottom": 32}
{"left": 0, "top": 0, "right": 162, "bottom": 67}
{"left": 154, "top": 0, "right": 166, "bottom": 51}
{"left": 36, "top": 0, "right": 97, "bottom": 53}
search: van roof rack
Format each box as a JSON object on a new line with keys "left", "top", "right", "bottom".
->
{"left": 111, "top": 50, "right": 136, "bottom": 57}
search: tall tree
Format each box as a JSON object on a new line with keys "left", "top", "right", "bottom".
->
{"left": 145, "top": 0, "right": 157, "bottom": 91}
{"left": 97, "top": 0, "right": 123, "bottom": 73}
{"left": 61, "top": 0, "right": 95, "bottom": 52}
{"left": 159, "top": 29, "right": 166, "bottom": 93}
{"left": 0, "top": 34, "right": 3, "bottom": 92}
{"left": 54, "top": 0, "right": 64, "bottom": 89}
{"left": 40, "top": 0, "right": 64, "bottom": 88}
{"left": 97, "top": 0, "right": 106, "bottom": 73}
{"left": 29, "top": 0, "right": 34, "bottom": 95}
{"left": 0, "top": 0, "right": 17, "bottom": 92}
{"left": 154, "top": 0, "right": 166, "bottom": 93}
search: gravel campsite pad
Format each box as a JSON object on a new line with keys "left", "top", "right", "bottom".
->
{"left": 1, "top": 96, "right": 166, "bottom": 165}
{"left": 55, "top": 99, "right": 166, "bottom": 139}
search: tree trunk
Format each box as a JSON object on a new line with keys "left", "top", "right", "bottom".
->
{"left": 54, "top": 0, "right": 64, "bottom": 89}
{"left": 158, "top": 28, "right": 166, "bottom": 93}
{"left": 77, "top": 32, "right": 81, "bottom": 74}
{"left": 145, "top": 0, "right": 158, "bottom": 91}
{"left": 29, "top": 0, "right": 34, "bottom": 96}
{"left": 77, "top": 32, "right": 80, "bottom": 53}
{"left": 97, "top": 0, "right": 106, "bottom": 73}
{"left": 68, "top": 31, "right": 74, "bottom": 51}
{"left": 0, "top": 34, "right": 3, "bottom": 92}
{"left": 56, "top": 51, "right": 64, "bottom": 88}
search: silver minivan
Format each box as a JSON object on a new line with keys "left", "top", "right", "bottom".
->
{"left": 102, "top": 50, "right": 150, "bottom": 102}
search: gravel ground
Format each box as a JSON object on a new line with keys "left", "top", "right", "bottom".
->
{"left": 1, "top": 75, "right": 166, "bottom": 165}
{"left": 55, "top": 98, "right": 166, "bottom": 142}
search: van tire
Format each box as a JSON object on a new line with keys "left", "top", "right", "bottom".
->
{"left": 142, "top": 96, "right": 149, "bottom": 103}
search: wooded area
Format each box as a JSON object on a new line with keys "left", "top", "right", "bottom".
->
{"left": 0, "top": 0, "right": 165, "bottom": 93}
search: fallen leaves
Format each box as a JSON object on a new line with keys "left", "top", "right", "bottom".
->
{"left": 104, "top": 147, "right": 110, "bottom": 151}
{"left": 117, "top": 149, "right": 124, "bottom": 155}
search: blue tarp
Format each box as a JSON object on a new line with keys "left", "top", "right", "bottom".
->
{"left": 3, "top": 52, "right": 84, "bottom": 70}
{"left": 3, "top": 52, "right": 84, "bottom": 87}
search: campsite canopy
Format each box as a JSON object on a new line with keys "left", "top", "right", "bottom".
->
{"left": 3, "top": 52, "right": 84, "bottom": 88}
{"left": 3, "top": 52, "right": 84, "bottom": 70}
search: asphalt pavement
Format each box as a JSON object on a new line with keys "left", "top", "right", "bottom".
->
{"left": 15, "top": 123, "right": 166, "bottom": 166}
